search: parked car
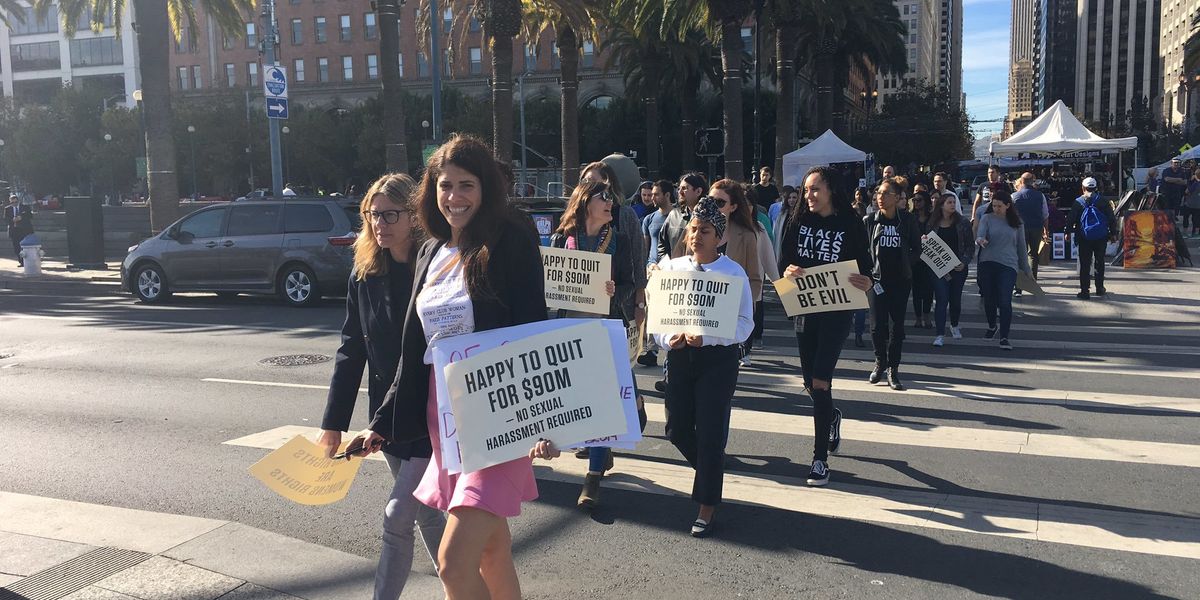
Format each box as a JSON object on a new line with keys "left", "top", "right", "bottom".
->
{"left": 121, "top": 198, "right": 362, "bottom": 306}
{"left": 235, "top": 189, "right": 274, "bottom": 202}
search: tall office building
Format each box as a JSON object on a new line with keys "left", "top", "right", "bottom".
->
{"left": 1006, "top": 0, "right": 1038, "bottom": 136}
{"left": 0, "top": 1, "right": 139, "bottom": 106}
{"left": 877, "top": 0, "right": 938, "bottom": 106}
{"left": 937, "top": 0, "right": 963, "bottom": 107}
{"left": 1072, "top": 0, "right": 1160, "bottom": 124}
{"left": 1034, "top": 0, "right": 1077, "bottom": 113}
{"left": 1160, "top": 0, "right": 1198, "bottom": 129}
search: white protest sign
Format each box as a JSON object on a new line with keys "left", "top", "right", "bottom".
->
{"left": 773, "top": 260, "right": 869, "bottom": 317}
{"left": 430, "top": 319, "right": 641, "bottom": 474}
{"left": 919, "top": 231, "right": 963, "bottom": 278}
{"left": 540, "top": 246, "right": 612, "bottom": 314}
{"left": 443, "top": 321, "right": 627, "bottom": 474}
{"left": 646, "top": 270, "right": 744, "bottom": 338}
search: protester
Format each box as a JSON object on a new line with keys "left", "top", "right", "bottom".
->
{"left": 1012, "top": 172, "right": 1050, "bottom": 284}
{"left": 708, "top": 180, "right": 764, "bottom": 366}
{"left": 930, "top": 192, "right": 974, "bottom": 347}
{"left": 653, "top": 196, "right": 754, "bottom": 536}
{"left": 778, "top": 166, "right": 873, "bottom": 486}
{"left": 975, "top": 187, "right": 1033, "bottom": 350}
{"left": 581, "top": 162, "right": 648, "bottom": 328}
{"left": 972, "top": 165, "right": 1008, "bottom": 231}
{"left": 659, "top": 172, "right": 707, "bottom": 260}
{"left": 931, "top": 171, "right": 961, "bottom": 214}
{"left": 638, "top": 180, "right": 675, "bottom": 367}
{"left": 908, "top": 191, "right": 936, "bottom": 329}
{"left": 865, "top": 178, "right": 921, "bottom": 390}
{"left": 1160, "top": 158, "right": 1189, "bottom": 221}
{"left": 753, "top": 166, "right": 780, "bottom": 211}
{"left": 350, "top": 135, "right": 557, "bottom": 600}
{"left": 1065, "top": 177, "right": 1117, "bottom": 300}
{"left": 318, "top": 174, "right": 445, "bottom": 600}
{"left": 850, "top": 190, "right": 870, "bottom": 347}
{"left": 1144, "top": 167, "right": 1159, "bottom": 193}
{"left": 549, "top": 181, "right": 631, "bottom": 509}
{"left": 1184, "top": 168, "right": 1200, "bottom": 237}
{"left": 631, "top": 181, "right": 655, "bottom": 221}
{"left": 770, "top": 185, "right": 796, "bottom": 226}
{"left": 5, "top": 194, "right": 33, "bottom": 267}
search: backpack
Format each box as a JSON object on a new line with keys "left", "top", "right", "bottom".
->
{"left": 1077, "top": 196, "right": 1107, "bottom": 241}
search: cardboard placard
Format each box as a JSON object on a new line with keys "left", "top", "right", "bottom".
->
{"left": 646, "top": 270, "right": 744, "bottom": 338}
{"left": 248, "top": 435, "right": 365, "bottom": 505}
{"left": 540, "top": 246, "right": 612, "bottom": 314}
{"left": 430, "top": 319, "right": 641, "bottom": 474}
{"left": 444, "top": 321, "right": 627, "bottom": 474}
{"left": 919, "top": 231, "right": 963, "bottom": 278}
{"left": 773, "top": 260, "right": 869, "bottom": 317}
{"left": 1015, "top": 271, "right": 1046, "bottom": 296}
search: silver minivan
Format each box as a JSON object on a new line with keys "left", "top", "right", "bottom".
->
{"left": 121, "top": 199, "right": 359, "bottom": 306}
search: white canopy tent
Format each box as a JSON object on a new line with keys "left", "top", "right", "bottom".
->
{"left": 989, "top": 100, "right": 1138, "bottom": 197}
{"left": 781, "top": 130, "right": 867, "bottom": 187}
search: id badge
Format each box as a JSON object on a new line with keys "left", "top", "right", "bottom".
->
{"left": 873, "top": 282, "right": 885, "bottom": 296}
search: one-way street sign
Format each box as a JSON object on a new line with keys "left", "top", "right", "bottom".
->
{"left": 266, "top": 97, "right": 289, "bottom": 120}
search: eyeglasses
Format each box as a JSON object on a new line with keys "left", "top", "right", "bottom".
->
{"left": 361, "top": 209, "right": 408, "bottom": 224}
{"left": 590, "top": 194, "right": 613, "bottom": 203}
{"left": 710, "top": 198, "right": 728, "bottom": 208}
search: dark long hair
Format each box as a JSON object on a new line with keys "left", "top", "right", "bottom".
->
{"left": 710, "top": 179, "right": 760, "bottom": 232}
{"left": 556, "top": 181, "right": 609, "bottom": 236}
{"left": 991, "top": 187, "right": 1022, "bottom": 229}
{"left": 791, "top": 165, "right": 852, "bottom": 223}
{"left": 415, "top": 134, "right": 514, "bottom": 298}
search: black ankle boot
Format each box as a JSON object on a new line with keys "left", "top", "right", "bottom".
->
{"left": 888, "top": 367, "right": 905, "bottom": 391}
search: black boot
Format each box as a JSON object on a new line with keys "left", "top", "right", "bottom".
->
{"left": 868, "top": 364, "right": 885, "bottom": 384}
{"left": 888, "top": 367, "right": 905, "bottom": 391}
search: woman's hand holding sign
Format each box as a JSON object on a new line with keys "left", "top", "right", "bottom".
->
{"left": 343, "top": 429, "right": 386, "bottom": 459}
{"left": 528, "top": 439, "right": 561, "bottom": 460}
{"left": 783, "top": 264, "right": 806, "bottom": 280}
{"left": 605, "top": 280, "right": 615, "bottom": 297}
{"left": 684, "top": 334, "right": 704, "bottom": 347}
{"left": 668, "top": 333, "right": 687, "bottom": 350}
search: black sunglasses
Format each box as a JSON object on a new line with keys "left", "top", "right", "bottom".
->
{"left": 362, "top": 209, "right": 408, "bottom": 224}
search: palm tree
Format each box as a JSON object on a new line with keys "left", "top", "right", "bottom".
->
{"left": 377, "top": 0, "right": 409, "bottom": 173}
{"left": 0, "top": 1, "right": 28, "bottom": 27}
{"left": 475, "top": 0, "right": 523, "bottom": 162}
{"left": 520, "top": 0, "right": 602, "bottom": 185}
{"left": 35, "top": 0, "right": 252, "bottom": 232}
{"left": 765, "top": 0, "right": 802, "bottom": 177}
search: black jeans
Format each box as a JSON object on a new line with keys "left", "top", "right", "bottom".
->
{"left": 794, "top": 311, "right": 853, "bottom": 462}
{"left": 9, "top": 231, "right": 22, "bottom": 265}
{"left": 1077, "top": 238, "right": 1107, "bottom": 292}
{"left": 872, "top": 280, "right": 911, "bottom": 369}
{"left": 1025, "top": 228, "right": 1043, "bottom": 279}
{"left": 665, "top": 344, "right": 739, "bottom": 506}
{"left": 911, "top": 264, "right": 934, "bottom": 318}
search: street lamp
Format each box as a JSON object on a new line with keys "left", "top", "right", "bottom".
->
{"left": 0, "top": 139, "right": 6, "bottom": 191}
{"left": 186, "top": 125, "right": 197, "bottom": 200}
{"left": 281, "top": 126, "right": 290, "bottom": 184}
{"left": 103, "top": 134, "right": 114, "bottom": 204}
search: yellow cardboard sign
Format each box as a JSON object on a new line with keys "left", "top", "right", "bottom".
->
{"left": 248, "top": 435, "right": 364, "bottom": 505}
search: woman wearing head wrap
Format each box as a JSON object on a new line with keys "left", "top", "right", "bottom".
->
{"left": 651, "top": 196, "right": 754, "bottom": 538}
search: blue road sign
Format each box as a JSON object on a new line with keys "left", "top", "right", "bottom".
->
{"left": 264, "top": 66, "right": 288, "bottom": 99}
{"left": 266, "top": 97, "right": 289, "bottom": 120}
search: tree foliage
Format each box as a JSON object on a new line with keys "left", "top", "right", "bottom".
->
{"left": 854, "top": 82, "right": 973, "bottom": 169}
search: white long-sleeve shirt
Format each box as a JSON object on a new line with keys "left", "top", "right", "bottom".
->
{"left": 652, "top": 254, "right": 755, "bottom": 349}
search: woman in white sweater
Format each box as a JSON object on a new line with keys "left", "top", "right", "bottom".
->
{"left": 652, "top": 196, "right": 754, "bottom": 538}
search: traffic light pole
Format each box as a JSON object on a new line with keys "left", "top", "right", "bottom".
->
{"left": 262, "top": 0, "right": 284, "bottom": 197}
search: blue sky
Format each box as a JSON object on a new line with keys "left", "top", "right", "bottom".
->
{"left": 962, "top": 0, "right": 1012, "bottom": 140}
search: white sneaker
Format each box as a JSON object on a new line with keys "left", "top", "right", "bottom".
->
{"left": 950, "top": 326, "right": 963, "bottom": 339}
{"left": 739, "top": 355, "right": 751, "bottom": 367}
{"left": 932, "top": 335, "right": 944, "bottom": 347}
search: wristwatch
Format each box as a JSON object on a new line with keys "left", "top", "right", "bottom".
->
{"left": 636, "top": 302, "right": 647, "bottom": 309}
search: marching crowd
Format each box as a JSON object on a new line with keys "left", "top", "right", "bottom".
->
{"left": 312, "top": 134, "right": 1121, "bottom": 600}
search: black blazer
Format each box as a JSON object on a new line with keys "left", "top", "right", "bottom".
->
{"left": 322, "top": 265, "right": 430, "bottom": 459}
{"left": 369, "top": 218, "right": 548, "bottom": 444}
{"left": 5, "top": 203, "right": 32, "bottom": 236}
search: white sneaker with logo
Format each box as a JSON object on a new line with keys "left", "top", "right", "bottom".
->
{"left": 951, "top": 326, "right": 963, "bottom": 339}
{"left": 932, "top": 335, "right": 944, "bottom": 347}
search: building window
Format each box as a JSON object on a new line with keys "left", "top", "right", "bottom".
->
{"left": 903, "top": 4, "right": 909, "bottom": 14}
{"left": 469, "top": 47, "right": 481, "bottom": 75}
{"left": 366, "top": 54, "right": 378, "bottom": 79}
{"left": 582, "top": 41, "right": 594, "bottom": 69}
{"left": 175, "top": 25, "right": 191, "bottom": 53}
{"left": 524, "top": 45, "right": 537, "bottom": 71}
{"left": 342, "top": 55, "right": 353, "bottom": 80}
{"left": 397, "top": 53, "right": 404, "bottom": 77}
{"left": 70, "top": 37, "right": 123, "bottom": 67}
{"left": 291, "top": 18, "right": 303, "bottom": 44}
{"left": 223, "top": 34, "right": 233, "bottom": 50}
{"left": 294, "top": 58, "right": 305, "bottom": 81}
{"left": 364, "top": 13, "right": 377, "bottom": 40}
{"left": 740, "top": 26, "right": 751, "bottom": 50}
{"left": 318, "top": 57, "right": 330, "bottom": 82}
{"left": 442, "top": 49, "right": 450, "bottom": 75}
{"left": 192, "top": 65, "right": 202, "bottom": 89}
{"left": 246, "top": 23, "right": 256, "bottom": 49}
{"left": 469, "top": 17, "right": 480, "bottom": 32}
{"left": 177, "top": 67, "right": 190, "bottom": 90}
{"left": 11, "top": 6, "right": 58, "bottom": 35}
{"left": 442, "top": 7, "right": 452, "bottom": 32}
{"left": 315, "top": 17, "right": 327, "bottom": 43}
{"left": 552, "top": 45, "right": 560, "bottom": 69}
{"left": 11, "top": 41, "right": 60, "bottom": 72}
{"left": 224, "top": 63, "right": 236, "bottom": 87}
{"left": 418, "top": 52, "right": 429, "bottom": 77}
{"left": 247, "top": 62, "right": 258, "bottom": 86}
{"left": 339, "top": 15, "right": 351, "bottom": 41}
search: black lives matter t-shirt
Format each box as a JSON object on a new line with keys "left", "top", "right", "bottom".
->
{"left": 781, "top": 211, "right": 872, "bottom": 275}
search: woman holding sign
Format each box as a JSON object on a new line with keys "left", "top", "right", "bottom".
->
{"left": 930, "top": 192, "right": 974, "bottom": 347}
{"left": 652, "top": 197, "right": 754, "bottom": 537}
{"left": 549, "top": 180, "right": 633, "bottom": 509}
{"left": 320, "top": 173, "right": 446, "bottom": 599}
{"left": 778, "top": 166, "right": 873, "bottom": 487}
{"left": 351, "top": 135, "right": 557, "bottom": 600}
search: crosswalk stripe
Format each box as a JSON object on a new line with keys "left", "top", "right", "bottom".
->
{"left": 759, "top": 316, "right": 1200, "bottom": 340}
{"left": 206, "top": 377, "right": 1200, "bottom": 465}
{"left": 222, "top": 425, "right": 1200, "bottom": 561}
{"left": 758, "top": 329, "right": 1196, "bottom": 355}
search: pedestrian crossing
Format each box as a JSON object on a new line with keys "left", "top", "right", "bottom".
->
{"left": 215, "top": 263, "right": 1200, "bottom": 566}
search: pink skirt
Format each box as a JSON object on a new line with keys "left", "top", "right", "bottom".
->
{"left": 413, "top": 371, "right": 538, "bottom": 517}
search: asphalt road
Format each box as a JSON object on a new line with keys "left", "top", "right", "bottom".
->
{"left": 1, "top": 262, "right": 1198, "bottom": 599}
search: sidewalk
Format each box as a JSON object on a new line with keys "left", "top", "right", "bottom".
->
{"left": 0, "top": 260, "right": 123, "bottom": 292}
{"left": 0, "top": 492, "right": 442, "bottom": 600}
